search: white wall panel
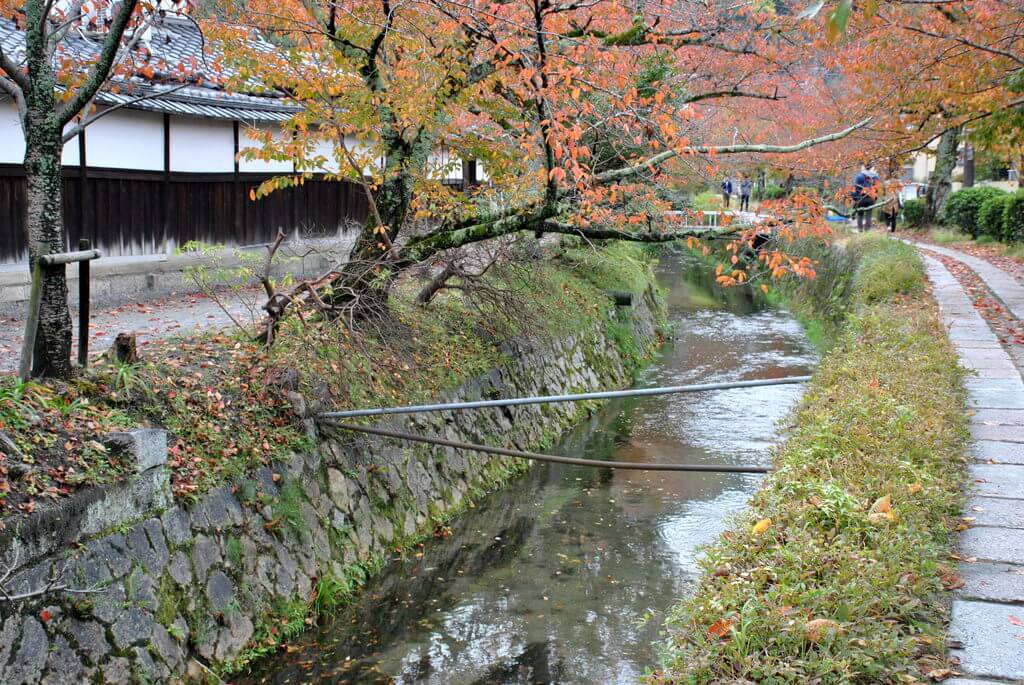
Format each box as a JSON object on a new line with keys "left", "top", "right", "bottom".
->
{"left": 170, "top": 117, "right": 234, "bottom": 172}
{"left": 238, "top": 122, "right": 293, "bottom": 173}
{"left": 0, "top": 102, "right": 81, "bottom": 165}
{"left": 85, "top": 109, "right": 163, "bottom": 170}
{"left": 0, "top": 103, "right": 25, "bottom": 164}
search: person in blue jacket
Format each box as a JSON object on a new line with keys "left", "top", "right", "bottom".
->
{"left": 721, "top": 177, "right": 733, "bottom": 209}
{"left": 852, "top": 165, "right": 879, "bottom": 230}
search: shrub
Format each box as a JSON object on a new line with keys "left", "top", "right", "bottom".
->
{"left": 1002, "top": 190, "right": 1024, "bottom": 242}
{"left": 978, "top": 194, "right": 1009, "bottom": 239}
{"left": 757, "top": 184, "right": 786, "bottom": 200}
{"left": 850, "top": 237, "right": 925, "bottom": 305}
{"left": 901, "top": 198, "right": 927, "bottom": 227}
{"left": 941, "top": 186, "right": 1006, "bottom": 237}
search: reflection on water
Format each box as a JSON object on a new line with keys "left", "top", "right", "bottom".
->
{"left": 241, "top": 251, "right": 818, "bottom": 685}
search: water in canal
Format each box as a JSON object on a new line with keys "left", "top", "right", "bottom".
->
{"left": 242, "top": 252, "right": 818, "bottom": 684}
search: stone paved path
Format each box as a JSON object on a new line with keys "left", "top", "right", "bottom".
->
{"left": 913, "top": 240, "right": 1024, "bottom": 322}
{"left": 922, "top": 254, "right": 1024, "bottom": 684}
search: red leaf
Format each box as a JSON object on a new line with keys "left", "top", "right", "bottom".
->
{"left": 1009, "top": 615, "right": 1023, "bottom": 626}
{"left": 39, "top": 609, "right": 52, "bottom": 623}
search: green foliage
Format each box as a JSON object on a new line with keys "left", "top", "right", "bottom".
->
{"left": 693, "top": 191, "right": 724, "bottom": 210}
{"left": 928, "top": 228, "right": 969, "bottom": 245}
{"left": 759, "top": 184, "right": 787, "bottom": 200}
{"left": 941, "top": 186, "right": 1006, "bottom": 237}
{"left": 901, "top": 198, "right": 927, "bottom": 227}
{"left": 978, "top": 193, "right": 1010, "bottom": 239}
{"left": 657, "top": 291, "right": 968, "bottom": 683}
{"left": 1002, "top": 190, "right": 1024, "bottom": 242}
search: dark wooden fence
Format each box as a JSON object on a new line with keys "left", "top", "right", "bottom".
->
{"left": 0, "top": 164, "right": 369, "bottom": 265}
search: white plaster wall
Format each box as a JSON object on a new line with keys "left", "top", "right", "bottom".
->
{"left": 84, "top": 109, "right": 163, "bottom": 170}
{"left": 1, "top": 101, "right": 82, "bottom": 165}
{"left": 310, "top": 136, "right": 341, "bottom": 174}
{"left": 0, "top": 103, "right": 26, "bottom": 164}
{"left": 427, "top": 150, "right": 463, "bottom": 181}
{"left": 238, "top": 122, "right": 293, "bottom": 173}
{"left": 170, "top": 117, "right": 235, "bottom": 172}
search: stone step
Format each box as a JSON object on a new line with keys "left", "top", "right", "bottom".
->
{"left": 960, "top": 527, "right": 1024, "bottom": 565}
{"left": 966, "top": 496, "right": 1024, "bottom": 529}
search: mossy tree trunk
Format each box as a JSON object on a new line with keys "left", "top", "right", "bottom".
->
{"left": 926, "top": 126, "right": 961, "bottom": 223}
{"left": 22, "top": 1, "right": 72, "bottom": 377}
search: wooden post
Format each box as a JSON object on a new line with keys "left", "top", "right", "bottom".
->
{"left": 18, "top": 262, "right": 44, "bottom": 381}
{"left": 78, "top": 238, "right": 91, "bottom": 368}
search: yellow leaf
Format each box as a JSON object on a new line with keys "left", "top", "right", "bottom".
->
{"left": 803, "top": 618, "right": 841, "bottom": 643}
{"left": 870, "top": 494, "right": 891, "bottom": 514}
{"left": 907, "top": 483, "right": 922, "bottom": 495}
{"left": 752, "top": 518, "right": 772, "bottom": 536}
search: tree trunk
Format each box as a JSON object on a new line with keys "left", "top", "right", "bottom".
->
{"left": 926, "top": 126, "right": 960, "bottom": 223}
{"left": 24, "top": 110, "right": 73, "bottom": 378}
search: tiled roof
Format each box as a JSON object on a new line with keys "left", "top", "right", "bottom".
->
{"left": 0, "top": 13, "right": 300, "bottom": 122}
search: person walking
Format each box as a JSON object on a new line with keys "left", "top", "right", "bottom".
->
{"left": 739, "top": 176, "right": 753, "bottom": 212}
{"left": 721, "top": 176, "right": 733, "bottom": 209}
{"left": 852, "top": 165, "right": 879, "bottom": 231}
{"left": 881, "top": 180, "right": 903, "bottom": 233}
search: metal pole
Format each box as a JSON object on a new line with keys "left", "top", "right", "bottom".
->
{"left": 78, "top": 238, "right": 90, "bottom": 368}
{"left": 317, "top": 376, "right": 812, "bottom": 419}
{"left": 326, "top": 421, "right": 771, "bottom": 473}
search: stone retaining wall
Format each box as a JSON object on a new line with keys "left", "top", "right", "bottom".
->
{"left": 0, "top": 286, "right": 659, "bottom": 684}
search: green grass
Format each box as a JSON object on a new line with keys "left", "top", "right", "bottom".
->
{"left": 928, "top": 228, "right": 970, "bottom": 245}
{"left": 653, "top": 237, "right": 968, "bottom": 684}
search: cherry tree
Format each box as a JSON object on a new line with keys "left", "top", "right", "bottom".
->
{"left": 212, "top": 0, "right": 869, "bottom": 331}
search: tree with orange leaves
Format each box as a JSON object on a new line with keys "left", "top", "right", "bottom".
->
{"left": 210, "top": 0, "right": 870, "bottom": 332}
{"left": 814, "top": 0, "right": 1024, "bottom": 218}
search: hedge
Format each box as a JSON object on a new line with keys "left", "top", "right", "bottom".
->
{"left": 902, "top": 198, "right": 927, "bottom": 227}
{"left": 1002, "top": 190, "right": 1024, "bottom": 242}
{"left": 941, "top": 186, "right": 1006, "bottom": 237}
{"left": 977, "top": 194, "right": 1009, "bottom": 239}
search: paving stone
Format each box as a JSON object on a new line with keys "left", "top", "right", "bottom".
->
{"left": 100, "top": 657, "right": 132, "bottom": 685}
{"left": 970, "top": 409, "right": 1024, "bottom": 426}
{"left": 168, "top": 551, "right": 193, "bottom": 586}
{"left": 967, "top": 496, "right": 1024, "bottom": 528}
{"left": 66, "top": 619, "right": 111, "bottom": 665}
{"left": 958, "top": 561, "right": 1024, "bottom": 604}
{"left": 206, "top": 570, "right": 236, "bottom": 614}
{"left": 969, "top": 463, "right": 1024, "bottom": 499}
{"left": 961, "top": 348, "right": 1017, "bottom": 366}
{"left": 944, "top": 679, "right": 1009, "bottom": 685}
{"left": 971, "top": 424, "right": 1024, "bottom": 442}
{"left": 949, "top": 600, "right": 1024, "bottom": 680}
{"left": 969, "top": 366, "right": 1024, "bottom": 379}
{"left": 973, "top": 440, "right": 1024, "bottom": 464}
{"left": 110, "top": 607, "right": 154, "bottom": 650}
{"left": 160, "top": 506, "right": 191, "bottom": 546}
{"left": 960, "top": 527, "right": 1024, "bottom": 565}
{"left": 151, "top": 623, "right": 185, "bottom": 671}
{"left": 965, "top": 380, "right": 1024, "bottom": 410}
{"left": 4, "top": 616, "right": 48, "bottom": 685}
{"left": 40, "top": 635, "right": 85, "bottom": 685}
{"left": 192, "top": 534, "right": 222, "bottom": 583}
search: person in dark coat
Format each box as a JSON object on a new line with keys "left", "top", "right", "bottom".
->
{"left": 739, "top": 176, "right": 753, "bottom": 212}
{"left": 852, "top": 165, "right": 879, "bottom": 231}
{"left": 721, "top": 177, "right": 733, "bottom": 209}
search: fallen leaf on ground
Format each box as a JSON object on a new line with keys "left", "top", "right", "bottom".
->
{"left": 707, "top": 619, "right": 732, "bottom": 639}
{"left": 751, "top": 518, "right": 772, "bottom": 536}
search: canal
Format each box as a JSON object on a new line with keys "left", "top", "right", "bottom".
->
{"left": 240, "top": 252, "right": 818, "bottom": 684}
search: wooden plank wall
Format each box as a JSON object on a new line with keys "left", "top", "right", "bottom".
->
{"left": 0, "top": 165, "right": 369, "bottom": 265}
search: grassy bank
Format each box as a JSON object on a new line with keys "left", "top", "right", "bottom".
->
{"left": 0, "top": 241, "right": 661, "bottom": 511}
{"left": 654, "top": 235, "right": 969, "bottom": 683}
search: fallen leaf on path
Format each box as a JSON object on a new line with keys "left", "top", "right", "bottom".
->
{"left": 1009, "top": 615, "right": 1023, "bottom": 626}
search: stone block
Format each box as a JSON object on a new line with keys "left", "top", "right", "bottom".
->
{"left": 960, "top": 527, "right": 1024, "bottom": 565}
{"left": 973, "top": 441, "right": 1024, "bottom": 465}
{"left": 949, "top": 600, "right": 1024, "bottom": 680}
{"left": 958, "top": 561, "right": 1024, "bottom": 604}
{"left": 969, "top": 463, "right": 1024, "bottom": 499}
{"left": 103, "top": 429, "right": 168, "bottom": 473}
